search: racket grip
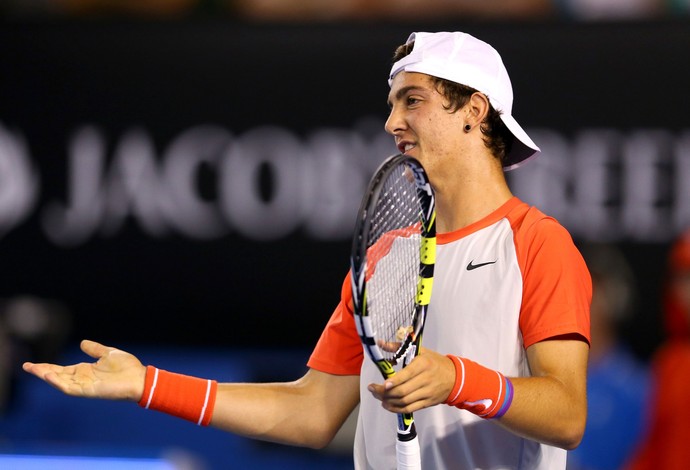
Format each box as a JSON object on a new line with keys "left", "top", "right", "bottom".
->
{"left": 396, "top": 436, "right": 422, "bottom": 470}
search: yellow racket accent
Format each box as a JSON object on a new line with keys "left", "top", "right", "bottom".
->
{"left": 377, "top": 360, "right": 396, "bottom": 379}
{"left": 420, "top": 236, "right": 436, "bottom": 265}
{"left": 416, "top": 277, "right": 433, "bottom": 306}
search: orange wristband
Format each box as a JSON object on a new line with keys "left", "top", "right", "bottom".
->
{"left": 444, "top": 355, "right": 514, "bottom": 419}
{"left": 138, "top": 365, "right": 218, "bottom": 426}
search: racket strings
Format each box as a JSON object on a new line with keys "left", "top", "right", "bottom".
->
{"left": 365, "top": 164, "right": 423, "bottom": 362}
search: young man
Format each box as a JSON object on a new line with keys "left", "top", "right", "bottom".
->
{"left": 24, "top": 32, "right": 591, "bottom": 469}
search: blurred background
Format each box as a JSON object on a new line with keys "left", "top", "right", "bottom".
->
{"left": 1, "top": 1, "right": 690, "bottom": 469}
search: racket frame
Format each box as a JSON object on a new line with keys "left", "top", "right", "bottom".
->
{"left": 350, "top": 154, "right": 436, "bottom": 464}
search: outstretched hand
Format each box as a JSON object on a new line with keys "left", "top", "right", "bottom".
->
{"left": 23, "top": 339, "right": 147, "bottom": 402}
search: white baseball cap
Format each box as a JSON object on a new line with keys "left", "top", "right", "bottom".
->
{"left": 389, "top": 31, "right": 540, "bottom": 170}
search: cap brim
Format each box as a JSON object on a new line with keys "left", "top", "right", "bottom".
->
{"left": 500, "top": 114, "right": 540, "bottom": 171}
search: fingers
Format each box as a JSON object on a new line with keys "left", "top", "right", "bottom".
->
{"left": 42, "top": 370, "right": 76, "bottom": 394}
{"left": 23, "top": 340, "right": 110, "bottom": 376}
{"left": 367, "top": 352, "right": 456, "bottom": 413}
{"left": 23, "top": 340, "right": 146, "bottom": 401}
{"left": 368, "top": 381, "right": 428, "bottom": 413}
{"left": 22, "top": 362, "right": 83, "bottom": 396}
{"left": 22, "top": 361, "right": 62, "bottom": 379}
{"left": 367, "top": 368, "right": 428, "bottom": 413}
{"left": 23, "top": 339, "right": 109, "bottom": 378}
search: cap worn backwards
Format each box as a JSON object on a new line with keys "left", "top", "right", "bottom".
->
{"left": 389, "top": 31, "right": 540, "bottom": 170}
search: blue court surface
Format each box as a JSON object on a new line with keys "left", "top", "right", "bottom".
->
{"left": 0, "top": 346, "right": 354, "bottom": 470}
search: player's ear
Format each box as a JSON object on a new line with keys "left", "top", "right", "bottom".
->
{"left": 466, "top": 92, "right": 490, "bottom": 127}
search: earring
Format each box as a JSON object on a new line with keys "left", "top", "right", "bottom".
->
{"left": 464, "top": 124, "right": 471, "bottom": 133}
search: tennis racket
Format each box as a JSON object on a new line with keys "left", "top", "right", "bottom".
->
{"left": 350, "top": 153, "right": 436, "bottom": 470}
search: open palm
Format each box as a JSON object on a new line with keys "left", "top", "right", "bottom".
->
{"left": 23, "top": 339, "right": 146, "bottom": 402}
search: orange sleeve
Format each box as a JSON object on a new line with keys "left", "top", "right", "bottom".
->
{"left": 307, "top": 272, "right": 363, "bottom": 375}
{"left": 514, "top": 210, "right": 592, "bottom": 349}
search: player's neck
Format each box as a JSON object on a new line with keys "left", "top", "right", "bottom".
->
{"left": 434, "top": 161, "right": 512, "bottom": 233}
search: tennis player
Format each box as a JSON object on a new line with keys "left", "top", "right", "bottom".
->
{"left": 24, "top": 31, "right": 591, "bottom": 469}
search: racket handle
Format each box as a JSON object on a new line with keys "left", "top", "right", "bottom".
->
{"left": 396, "top": 436, "right": 421, "bottom": 470}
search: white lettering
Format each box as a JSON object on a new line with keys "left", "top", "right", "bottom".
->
{"left": 102, "top": 128, "right": 169, "bottom": 238}
{"left": 161, "top": 125, "right": 231, "bottom": 239}
{"left": 302, "top": 128, "right": 368, "bottom": 239}
{"left": 621, "top": 130, "right": 672, "bottom": 241}
{"left": 41, "top": 126, "right": 106, "bottom": 246}
{"left": 219, "top": 127, "right": 305, "bottom": 240}
{"left": 673, "top": 132, "right": 690, "bottom": 232}
{"left": 570, "top": 129, "right": 621, "bottom": 241}
{"left": 0, "top": 124, "right": 39, "bottom": 238}
{"left": 6, "top": 121, "right": 689, "bottom": 246}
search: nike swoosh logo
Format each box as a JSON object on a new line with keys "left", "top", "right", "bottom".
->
{"left": 466, "top": 260, "right": 497, "bottom": 271}
{"left": 464, "top": 398, "right": 493, "bottom": 411}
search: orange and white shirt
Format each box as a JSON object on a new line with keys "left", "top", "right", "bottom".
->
{"left": 308, "top": 197, "right": 591, "bottom": 470}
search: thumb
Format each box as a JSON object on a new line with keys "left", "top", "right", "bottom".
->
{"left": 80, "top": 339, "right": 111, "bottom": 359}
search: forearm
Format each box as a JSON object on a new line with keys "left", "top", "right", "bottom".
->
{"left": 494, "top": 339, "right": 589, "bottom": 449}
{"left": 23, "top": 340, "right": 361, "bottom": 450}
{"left": 442, "top": 340, "right": 588, "bottom": 449}
{"left": 497, "top": 375, "right": 586, "bottom": 449}
{"left": 211, "top": 381, "right": 332, "bottom": 448}
{"left": 210, "top": 371, "right": 360, "bottom": 449}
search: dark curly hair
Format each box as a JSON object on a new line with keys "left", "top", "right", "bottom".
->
{"left": 392, "top": 42, "right": 513, "bottom": 165}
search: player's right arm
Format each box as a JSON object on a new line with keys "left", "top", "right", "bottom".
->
{"left": 211, "top": 369, "right": 360, "bottom": 449}
{"left": 23, "top": 339, "right": 361, "bottom": 449}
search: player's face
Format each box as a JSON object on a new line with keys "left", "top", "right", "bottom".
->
{"left": 385, "top": 72, "right": 467, "bottom": 173}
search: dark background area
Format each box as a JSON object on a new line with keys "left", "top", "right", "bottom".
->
{"left": 1, "top": 12, "right": 689, "bottom": 469}
{"left": 2, "top": 20, "right": 689, "bottom": 359}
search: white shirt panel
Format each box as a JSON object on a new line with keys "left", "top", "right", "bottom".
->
{"left": 353, "top": 217, "right": 567, "bottom": 470}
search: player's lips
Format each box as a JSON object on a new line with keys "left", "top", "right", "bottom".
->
{"left": 397, "top": 141, "right": 416, "bottom": 154}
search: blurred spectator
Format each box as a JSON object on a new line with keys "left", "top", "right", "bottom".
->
{"left": 233, "top": 0, "right": 555, "bottom": 22}
{"left": 555, "top": 0, "right": 664, "bottom": 20}
{"left": 567, "top": 243, "right": 651, "bottom": 470}
{"left": 665, "top": 0, "right": 690, "bottom": 14}
{"left": 626, "top": 229, "right": 690, "bottom": 470}
{"left": 0, "top": 296, "right": 72, "bottom": 416}
{"left": 0, "top": 0, "right": 230, "bottom": 19}
{"left": 0, "top": 0, "right": 558, "bottom": 21}
{"left": 3, "top": 0, "right": 687, "bottom": 20}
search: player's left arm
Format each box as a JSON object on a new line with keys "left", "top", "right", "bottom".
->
{"left": 369, "top": 217, "right": 591, "bottom": 448}
{"left": 497, "top": 335, "right": 588, "bottom": 450}
{"left": 368, "top": 335, "right": 589, "bottom": 450}
{"left": 496, "top": 217, "right": 590, "bottom": 449}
